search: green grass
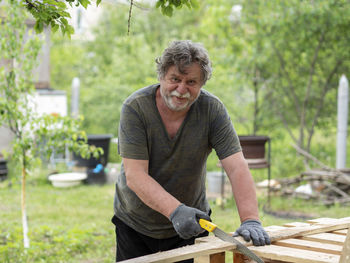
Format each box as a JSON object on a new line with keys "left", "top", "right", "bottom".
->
{"left": 1, "top": 167, "right": 350, "bottom": 263}
{"left": 0, "top": 175, "right": 115, "bottom": 263}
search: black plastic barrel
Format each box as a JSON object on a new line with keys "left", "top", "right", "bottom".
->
{"left": 73, "top": 134, "right": 113, "bottom": 168}
{"left": 0, "top": 157, "right": 8, "bottom": 181}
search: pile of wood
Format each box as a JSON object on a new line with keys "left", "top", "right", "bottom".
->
{"left": 278, "top": 168, "right": 350, "bottom": 205}
{"left": 275, "top": 145, "right": 350, "bottom": 206}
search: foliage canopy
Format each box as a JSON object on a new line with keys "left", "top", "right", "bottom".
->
{"left": 5, "top": 0, "right": 200, "bottom": 37}
{"left": 50, "top": 0, "right": 350, "bottom": 170}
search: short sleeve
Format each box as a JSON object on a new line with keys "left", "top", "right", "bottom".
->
{"left": 118, "top": 103, "right": 149, "bottom": 160}
{"left": 209, "top": 100, "right": 241, "bottom": 160}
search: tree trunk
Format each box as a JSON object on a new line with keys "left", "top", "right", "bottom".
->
{"left": 21, "top": 166, "right": 30, "bottom": 248}
{"left": 253, "top": 70, "right": 259, "bottom": 135}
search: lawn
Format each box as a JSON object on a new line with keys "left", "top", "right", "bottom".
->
{"left": 1, "top": 167, "right": 349, "bottom": 263}
{"left": 0, "top": 175, "right": 116, "bottom": 263}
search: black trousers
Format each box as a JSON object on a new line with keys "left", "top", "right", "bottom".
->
{"left": 111, "top": 215, "right": 209, "bottom": 263}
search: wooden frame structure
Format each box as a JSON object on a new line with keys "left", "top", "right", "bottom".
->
{"left": 121, "top": 217, "right": 350, "bottom": 263}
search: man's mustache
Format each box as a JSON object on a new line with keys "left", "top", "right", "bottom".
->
{"left": 170, "top": 90, "right": 190, "bottom": 98}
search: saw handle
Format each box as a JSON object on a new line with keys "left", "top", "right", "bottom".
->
{"left": 199, "top": 219, "right": 217, "bottom": 232}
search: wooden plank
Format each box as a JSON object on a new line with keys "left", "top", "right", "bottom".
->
{"left": 339, "top": 227, "right": 350, "bottom": 263}
{"left": 307, "top": 218, "right": 340, "bottom": 224}
{"left": 332, "top": 229, "right": 348, "bottom": 235}
{"left": 233, "top": 253, "right": 245, "bottom": 263}
{"left": 264, "top": 225, "right": 288, "bottom": 231}
{"left": 248, "top": 245, "right": 340, "bottom": 263}
{"left": 194, "top": 252, "right": 225, "bottom": 263}
{"left": 274, "top": 238, "right": 343, "bottom": 255}
{"left": 307, "top": 217, "right": 350, "bottom": 225}
{"left": 233, "top": 253, "right": 285, "bottom": 263}
{"left": 268, "top": 220, "right": 350, "bottom": 242}
{"left": 121, "top": 218, "right": 350, "bottom": 263}
{"left": 195, "top": 255, "right": 210, "bottom": 263}
{"left": 209, "top": 252, "right": 225, "bottom": 263}
{"left": 301, "top": 233, "right": 346, "bottom": 245}
{"left": 120, "top": 240, "right": 233, "bottom": 263}
{"left": 283, "top": 222, "right": 310, "bottom": 228}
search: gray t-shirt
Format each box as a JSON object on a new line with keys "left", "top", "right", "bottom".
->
{"left": 114, "top": 84, "right": 241, "bottom": 238}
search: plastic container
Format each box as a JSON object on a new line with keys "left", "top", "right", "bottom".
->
{"left": 73, "top": 134, "right": 113, "bottom": 168}
{"left": 86, "top": 166, "right": 106, "bottom": 184}
{"left": 207, "top": 171, "right": 225, "bottom": 194}
{"left": 238, "top": 135, "right": 269, "bottom": 159}
{"left": 48, "top": 172, "right": 87, "bottom": 187}
{"left": 0, "top": 157, "right": 8, "bottom": 181}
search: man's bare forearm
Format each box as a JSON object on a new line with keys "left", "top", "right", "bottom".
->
{"left": 221, "top": 153, "right": 260, "bottom": 222}
{"left": 123, "top": 158, "right": 181, "bottom": 218}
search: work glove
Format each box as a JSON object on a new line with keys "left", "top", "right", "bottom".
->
{"left": 170, "top": 204, "right": 211, "bottom": 240}
{"left": 234, "top": 219, "right": 271, "bottom": 246}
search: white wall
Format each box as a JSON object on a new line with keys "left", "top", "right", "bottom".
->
{"left": 30, "top": 90, "right": 68, "bottom": 117}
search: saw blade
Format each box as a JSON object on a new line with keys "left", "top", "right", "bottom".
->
{"left": 213, "top": 227, "right": 264, "bottom": 263}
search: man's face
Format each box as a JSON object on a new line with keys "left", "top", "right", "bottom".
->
{"left": 159, "top": 63, "right": 203, "bottom": 112}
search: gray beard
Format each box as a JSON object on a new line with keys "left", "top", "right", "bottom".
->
{"left": 160, "top": 89, "right": 200, "bottom": 112}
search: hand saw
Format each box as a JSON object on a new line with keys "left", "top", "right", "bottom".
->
{"left": 199, "top": 219, "right": 265, "bottom": 263}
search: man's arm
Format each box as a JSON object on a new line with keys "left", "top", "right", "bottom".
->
{"left": 220, "top": 151, "right": 259, "bottom": 222}
{"left": 220, "top": 151, "right": 270, "bottom": 246}
{"left": 123, "top": 157, "right": 180, "bottom": 218}
{"left": 123, "top": 157, "right": 211, "bottom": 239}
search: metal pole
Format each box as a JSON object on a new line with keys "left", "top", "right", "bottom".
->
{"left": 336, "top": 75, "right": 349, "bottom": 169}
{"left": 221, "top": 166, "right": 225, "bottom": 209}
{"left": 71, "top": 77, "right": 80, "bottom": 118}
{"left": 267, "top": 137, "right": 271, "bottom": 208}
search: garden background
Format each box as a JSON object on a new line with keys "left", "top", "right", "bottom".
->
{"left": 1, "top": 0, "right": 350, "bottom": 262}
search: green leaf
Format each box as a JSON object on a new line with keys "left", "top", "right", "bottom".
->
{"left": 34, "top": 20, "right": 44, "bottom": 33}
{"left": 189, "top": 0, "right": 199, "bottom": 9}
{"left": 162, "top": 5, "right": 173, "bottom": 17}
{"left": 43, "top": 0, "right": 58, "bottom": 6}
{"left": 173, "top": 0, "right": 182, "bottom": 7}
{"left": 67, "top": 24, "right": 75, "bottom": 34}
{"left": 79, "top": 0, "right": 90, "bottom": 9}
{"left": 96, "top": 0, "right": 102, "bottom": 6}
{"left": 60, "top": 17, "right": 68, "bottom": 26}
{"left": 51, "top": 23, "right": 59, "bottom": 33}
{"left": 184, "top": 1, "right": 191, "bottom": 9}
{"left": 155, "top": 0, "right": 163, "bottom": 8}
{"left": 56, "top": 1, "right": 67, "bottom": 8}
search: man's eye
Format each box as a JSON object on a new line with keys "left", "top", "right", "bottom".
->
{"left": 188, "top": 80, "right": 196, "bottom": 85}
{"left": 171, "top": 77, "right": 179, "bottom": 82}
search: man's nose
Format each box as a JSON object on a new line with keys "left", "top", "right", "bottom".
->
{"left": 176, "top": 81, "right": 188, "bottom": 94}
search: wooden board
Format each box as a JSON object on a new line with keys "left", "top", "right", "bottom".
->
{"left": 282, "top": 222, "right": 311, "bottom": 228}
{"left": 307, "top": 218, "right": 341, "bottom": 224}
{"left": 332, "top": 229, "right": 348, "bottom": 235}
{"left": 300, "top": 232, "right": 346, "bottom": 245}
{"left": 339, "top": 227, "right": 350, "bottom": 263}
{"left": 233, "top": 218, "right": 350, "bottom": 263}
{"left": 307, "top": 217, "right": 350, "bottom": 225}
{"left": 248, "top": 244, "right": 340, "bottom": 263}
{"left": 264, "top": 225, "right": 288, "bottom": 231}
{"left": 268, "top": 220, "right": 350, "bottom": 242}
{"left": 195, "top": 252, "right": 225, "bottom": 263}
{"left": 274, "top": 238, "right": 343, "bottom": 255}
{"left": 122, "top": 217, "right": 350, "bottom": 263}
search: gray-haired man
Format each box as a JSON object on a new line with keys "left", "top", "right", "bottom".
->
{"left": 112, "top": 40, "right": 270, "bottom": 262}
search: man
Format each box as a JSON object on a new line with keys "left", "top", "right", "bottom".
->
{"left": 112, "top": 40, "right": 270, "bottom": 262}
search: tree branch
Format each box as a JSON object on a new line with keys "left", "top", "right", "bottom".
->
{"left": 299, "top": 30, "right": 325, "bottom": 151}
{"left": 292, "top": 143, "right": 331, "bottom": 170}
{"left": 270, "top": 94, "right": 298, "bottom": 143}
{"left": 271, "top": 42, "right": 301, "bottom": 117}
{"left": 306, "top": 59, "right": 343, "bottom": 150}
{"left": 127, "top": 0, "right": 134, "bottom": 35}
